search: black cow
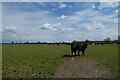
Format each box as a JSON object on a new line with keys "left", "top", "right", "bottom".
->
{"left": 71, "top": 43, "right": 77, "bottom": 56}
{"left": 71, "top": 41, "right": 88, "bottom": 56}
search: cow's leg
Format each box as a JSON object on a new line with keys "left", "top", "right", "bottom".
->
{"left": 82, "top": 50, "right": 85, "bottom": 56}
{"left": 74, "top": 50, "right": 77, "bottom": 56}
{"left": 71, "top": 50, "right": 74, "bottom": 56}
{"left": 78, "top": 50, "right": 80, "bottom": 56}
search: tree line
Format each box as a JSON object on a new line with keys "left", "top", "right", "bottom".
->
{"left": 2, "top": 37, "right": 120, "bottom": 45}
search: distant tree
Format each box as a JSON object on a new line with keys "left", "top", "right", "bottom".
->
{"left": 27, "top": 42, "right": 29, "bottom": 44}
{"left": 19, "top": 42, "right": 22, "bottom": 44}
{"left": 43, "top": 42, "right": 47, "bottom": 44}
{"left": 104, "top": 37, "right": 112, "bottom": 44}
{"left": 72, "top": 40, "right": 77, "bottom": 43}
{"left": 24, "top": 42, "right": 29, "bottom": 44}
{"left": 37, "top": 41, "right": 40, "bottom": 44}
{"left": 118, "top": 36, "right": 120, "bottom": 41}
{"left": 57, "top": 43, "right": 60, "bottom": 45}
{"left": 11, "top": 41, "right": 14, "bottom": 44}
{"left": 104, "top": 37, "right": 111, "bottom": 41}
{"left": 85, "top": 39, "right": 89, "bottom": 43}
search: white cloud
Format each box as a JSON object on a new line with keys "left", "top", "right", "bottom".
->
{"left": 38, "top": 23, "right": 61, "bottom": 31}
{"left": 0, "top": 28, "right": 2, "bottom": 32}
{"left": 45, "top": 10, "right": 49, "bottom": 13}
{"left": 0, "top": 2, "right": 2, "bottom": 31}
{"left": 90, "top": 14, "right": 115, "bottom": 23}
{"left": 3, "top": 26, "right": 17, "bottom": 33}
{"left": 86, "top": 26, "right": 95, "bottom": 30}
{"left": 52, "top": 23, "right": 61, "bottom": 27}
{"left": 2, "top": 2, "right": 118, "bottom": 42}
{"left": 118, "top": 18, "right": 120, "bottom": 23}
{"left": 3, "top": 9, "right": 63, "bottom": 42}
{"left": 39, "top": 23, "right": 51, "bottom": 30}
{"left": 83, "top": 21, "right": 104, "bottom": 31}
{"left": 56, "top": 8, "right": 117, "bottom": 40}
{"left": 0, "top": 27, "right": 1, "bottom": 32}
{"left": 6, "top": 26, "right": 17, "bottom": 30}
{"left": 67, "top": 35, "right": 73, "bottom": 38}
{"left": 115, "top": 9, "right": 118, "bottom": 14}
{"left": 75, "top": 31, "right": 81, "bottom": 34}
{"left": 92, "top": 4, "right": 96, "bottom": 8}
{"left": 61, "top": 7, "right": 117, "bottom": 40}
{"left": 59, "top": 3, "right": 67, "bottom": 9}
{"left": 62, "top": 27, "right": 75, "bottom": 31}
{"left": 113, "top": 18, "right": 118, "bottom": 23}
{"left": 2, "top": 0, "right": 119, "bottom": 2}
{"left": 10, "top": 34, "right": 19, "bottom": 38}
{"left": 2, "top": 26, "right": 25, "bottom": 42}
{"left": 51, "top": 8, "right": 57, "bottom": 11}
{"left": 68, "top": 9, "right": 99, "bottom": 21}
{"left": 99, "top": 2, "right": 118, "bottom": 9}
{"left": 69, "top": 5, "right": 72, "bottom": 8}
{"left": 36, "top": 3, "right": 47, "bottom": 7}
{"left": 58, "top": 15, "right": 68, "bottom": 20}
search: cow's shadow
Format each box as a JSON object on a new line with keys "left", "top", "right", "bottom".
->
{"left": 62, "top": 54, "right": 79, "bottom": 58}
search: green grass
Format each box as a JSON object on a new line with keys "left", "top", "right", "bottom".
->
{"left": 86, "top": 44, "right": 118, "bottom": 77}
{"left": 0, "top": 44, "right": 2, "bottom": 79}
{"left": 2, "top": 44, "right": 70, "bottom": 78}
{"left": 2, "top": 44, "right": 118, "bottom": 78}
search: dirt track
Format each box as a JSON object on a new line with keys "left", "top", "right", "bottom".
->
{"left": 53, "top": 56, "right": 114, "bottom": 78}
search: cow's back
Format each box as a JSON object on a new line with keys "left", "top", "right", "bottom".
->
{"left": 76, "top": 44, "right": 83, "bottom": 51}
{"left": 76, "top": 42, "right": 88, "bottom": 50}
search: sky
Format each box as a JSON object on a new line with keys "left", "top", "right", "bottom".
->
{"left": 2, "top": 2, "right": 119, "bottom": 43}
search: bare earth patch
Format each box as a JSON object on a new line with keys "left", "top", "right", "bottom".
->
{"left": 53, "top": 56, "right": 114, "bottom": 78}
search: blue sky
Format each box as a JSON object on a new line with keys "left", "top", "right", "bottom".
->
{"left": 2, "top": 2, "right": 118, "bottom": 43}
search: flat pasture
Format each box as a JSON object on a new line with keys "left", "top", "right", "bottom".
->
{"left": 2, "top": 44, "right": 118, "bottom": 78}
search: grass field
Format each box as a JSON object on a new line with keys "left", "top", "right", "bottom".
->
{"left": 86, "top": 44, "right": 118, "bottom": 77}
{"left": 0, "top": 45, "right": 2, "bottom": 79}
{"left": 2, "top": 44, "right": 118, "bottom": 78}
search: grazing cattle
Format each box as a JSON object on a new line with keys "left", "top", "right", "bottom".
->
{"left": 71, "top": 43, "right": 77, "bottom": 56}
{"left": 71, "top": 41, "right": 88, "bottom": 56}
